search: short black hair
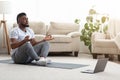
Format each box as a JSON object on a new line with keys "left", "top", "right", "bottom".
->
{"left": 17, "top": 12, "right": 26, "bottom": 23}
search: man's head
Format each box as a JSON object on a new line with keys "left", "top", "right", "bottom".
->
{"left": 17, "top": 12, "right": 29, "bottom": 27}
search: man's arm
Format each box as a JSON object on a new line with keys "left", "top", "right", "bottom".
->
{"left": 10, "top": 36, "right": 31, "bottom": 49}
{"left": 30, "top": 35, "right": 54, "bottom": 46}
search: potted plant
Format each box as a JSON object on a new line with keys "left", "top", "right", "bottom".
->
{"left": 75, "top": 8, "right": 109, "bottom": 53}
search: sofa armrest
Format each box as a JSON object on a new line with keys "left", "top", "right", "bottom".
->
{"left": 92, "top": 32, "right": 106, "bottom": 40}
{"left": 114, "top": 32, "right": 120, "bottom": 50}
{"left": 67, "top": 31, "right": 80, "bottom": 38}
{"left": 91, "top": 32, "right": 106, "bottom": 44}
{"left": 92, "top": 32, "right": 114, "bottom": 41}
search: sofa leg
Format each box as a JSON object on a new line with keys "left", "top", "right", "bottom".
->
{"left": 105, "top": 54, "right": 114, "bottom": 61}
{"left": 74, "top": 52, "right": 78, "bottom": 57}
{"left": 118, "top": 55, "right": 120, "bottom": 61}
{"left": 104, "top": 54, "right": 109, "bottom": 58}
{"left": 72, "top": 51, "right": 78, "bottom": 57}
{"left": 109, "top": 54, "right": 114, "bottom": 61}
{"left": 92, "top": 54, "right": 97, "bottom": 59}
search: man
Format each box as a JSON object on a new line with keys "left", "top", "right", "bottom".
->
{"left": 10, "top": 12, "right": 53, "bottom": 66}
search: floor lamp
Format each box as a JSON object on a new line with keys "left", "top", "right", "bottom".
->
{"left": 0, "top": 1, "right": 11, "bottom": 55}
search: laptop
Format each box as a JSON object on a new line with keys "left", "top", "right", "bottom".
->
{"left": 81, "top": 58, "right": 108, "bottom": 74}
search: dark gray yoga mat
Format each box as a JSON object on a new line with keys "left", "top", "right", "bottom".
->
{"left": 0, "top": 59, "right": 88, "bottom": 69}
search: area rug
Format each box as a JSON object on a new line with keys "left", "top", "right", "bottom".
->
{"left": 0, "top": 59, "right": 88, "bottom": 69}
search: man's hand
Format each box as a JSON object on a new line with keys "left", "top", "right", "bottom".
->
{"left": 24, "top": 36, "right": 32, "bottom": 42}
{"left": 43, "top": 35, "right": 54, "bottom": 41}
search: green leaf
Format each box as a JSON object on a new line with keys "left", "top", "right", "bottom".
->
{"left": 86, "top": 16, "right": 93, "bottom": 22}
{"left": 89, "top": 9, "right": 96, "bottom": 15}
{"left": 103, "top": 25, "right": 108, "bottom": 33}
{"left": 101, "top": 16, "right": 106, "bottom": 23}
{"left": 81, "top": 29, "right": 86, "bottom": 35}
{"left": 89, "top": 23, "right": 93, "bottom": 29}
{"left": 84, "top": 23, "right": 89, "bottom": 30}
{"left": 74, "top": 19, "right": 80, "bottom": 24}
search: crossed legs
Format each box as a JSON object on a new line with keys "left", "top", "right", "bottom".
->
{"left": 11, "top": 41, "right": 49, "bottom": 64}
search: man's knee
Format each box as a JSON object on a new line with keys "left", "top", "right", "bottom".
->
{"left": 21, "top": 42, "right": 33, "bottom": 49}
{"left": 43, "top": 41, "right": 50, "bottom": 47}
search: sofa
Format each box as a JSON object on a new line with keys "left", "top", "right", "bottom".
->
{"left": 91, "top": 18, "right": 120, "bottom": 60}
{"left": 13, "top": 21, "right": 80, "bottom": 56}
{"left": 91, "top": 32, "right": 120, "bottom": 60}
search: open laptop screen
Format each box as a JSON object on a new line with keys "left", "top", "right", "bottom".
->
{"left": 81, "top": 58, "right": 108, "bottom": 74}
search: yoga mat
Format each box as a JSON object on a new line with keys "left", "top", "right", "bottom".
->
{"left": 0, "top": 59, "right": 88, "bottom": 69}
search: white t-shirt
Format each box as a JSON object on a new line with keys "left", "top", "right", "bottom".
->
{"left": 10, "top": 27, "right": 35, "bottom": 54}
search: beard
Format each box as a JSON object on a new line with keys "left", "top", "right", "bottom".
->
{"left": 21, "top": 23, "right": 29, "bottom": 27}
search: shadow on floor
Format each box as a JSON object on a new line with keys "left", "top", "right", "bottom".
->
{"left": 48, "top": 52, "right": 74, "bottom": 57}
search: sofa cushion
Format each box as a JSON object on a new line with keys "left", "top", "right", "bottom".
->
{"left": 94, "top": 39, "right": 117, "bottom": 48}
{"left": 67, "top": 31, "right": 80, "bottom": 38}
{"left": 49, "top": 35, "right": 72, "bottom": 43}
{"left": 47, "top": 22, "right": 80, "bottom": 35}
{"left": 35, "top": 34, "right": 72, "bottom": 43}
{"left": 29, "top": 22, "right": 46, "bottom": 35}
{"left": 34, "top": 35, "right": 45, "bottom": 41}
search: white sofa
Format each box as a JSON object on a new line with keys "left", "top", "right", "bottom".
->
{"left": 91, "top": 32, "right": 120, "bottom": 60}
{"left": 13, "top": 21, "right": 80, "bottom": 56}
{"left": 90, "top": 18, "right": 120, "bottom": 61}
